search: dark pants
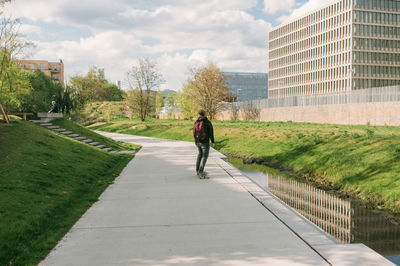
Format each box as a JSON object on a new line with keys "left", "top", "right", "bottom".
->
{"left": 196, "top": 143, "right": 210, "bottom": 173}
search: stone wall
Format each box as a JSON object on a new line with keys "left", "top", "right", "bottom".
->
{"left": 218, "top": 102, "right": 400, "bottom": 126}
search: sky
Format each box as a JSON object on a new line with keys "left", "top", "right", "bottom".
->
{"left": 4, "top": 0, "right": 328, "bottom": 91}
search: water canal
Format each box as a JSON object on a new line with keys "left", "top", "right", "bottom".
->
{"left": 235, "top": 162, "right": 400, "bottom": 265}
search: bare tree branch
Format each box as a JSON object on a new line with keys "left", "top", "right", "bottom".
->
{"left": 126, "top": 57, "right": 164, "bottom": 121}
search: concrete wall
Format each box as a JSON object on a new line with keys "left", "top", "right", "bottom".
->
{"left": 218, "top": 102, "right": 400, "bottom": 126}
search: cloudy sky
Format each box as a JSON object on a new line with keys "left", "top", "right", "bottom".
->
{"left": 4, "top": 0, "right": 326, "bottom": 90}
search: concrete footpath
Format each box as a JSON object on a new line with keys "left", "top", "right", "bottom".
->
{"left": 40, "top": 133, "right": 393, "bottom": 266}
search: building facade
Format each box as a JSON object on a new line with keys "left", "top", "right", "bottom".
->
{"left": 268, "top": 0, "right": 400, "bottom": 98}
{"left": 19, "top": 59, "right": 64, "bottom": 84}
{"left": 222, "top": 72, "right": 268, "bottom": 101}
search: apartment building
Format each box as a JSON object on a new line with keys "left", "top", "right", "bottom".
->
{"left": 222, "top": 72, "right": 268, "bottom": 101}
{"left": 268, "top": 0, "right": 400, "bottom": 98}
{"left": 19, "top": 59, "right": 64, "bottom": 84}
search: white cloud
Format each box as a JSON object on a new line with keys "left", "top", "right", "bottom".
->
{"left": 18, "top": 24, "right": 42, "bottom": 36}
{"left": 6, "top": 0, "right": 271, "bottom": 90}
{"left": 263, "top": 0, "right": 296, "bottom": 14}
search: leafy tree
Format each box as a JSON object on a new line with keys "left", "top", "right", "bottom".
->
{"left": 69, "top": 66, "right": 124, "bottom": 109}
{"left": 0, "top": 54, "right": 31, "bottom": 112}
{"left": 104, "top": 83, "right": 124, "bottom": 101}
{"left": 0, "top": 4, "right": 33, "bottom": 115}
{"left": 176, "top": 81, "right": 198, "bottom": 120}
{"left": 164, "top": 92, "right": 177, "bottom": 108}
{"left": 126, "top": 57, "right": 164, "bottom": 121}
{"left": 125, "top": 89, "right": 156, "bottom": 120}
{"left": 155, "top": 90, "right": 164, "bottom": 113}
{"left": 20, "top": 70, "right": 59, "bottom": 113}
{"left": 185, "top": 62, "right": 229, "bottom": 120}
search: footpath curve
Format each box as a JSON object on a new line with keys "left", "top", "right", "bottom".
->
{"left": 40, "top": 133, "right": 393, "bottom": 266}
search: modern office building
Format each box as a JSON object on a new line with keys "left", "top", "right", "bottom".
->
{"left": 19, "top": 59, "right": 64, "bottom": 84}
{"left": 222, "top": 72, "right": 268, "bottom": 101}
{"left": 268, "top": 0, "right": 400, "bottom": 98}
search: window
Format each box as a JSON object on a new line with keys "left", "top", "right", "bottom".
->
{"left": 29, "top": 63, "right": 35, "bottom": 70}
{"left": 39, "top": 63, "right": 45, "bottom": 70}
{"left": 52, "top": 74, "right": 59, "bottom": 80}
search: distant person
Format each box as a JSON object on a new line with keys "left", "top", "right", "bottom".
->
{"left": 48, "top": 101, "right": 58, "bottom": 113}
{"left": 193, "top": 109, "right": 215, "bottom": 179}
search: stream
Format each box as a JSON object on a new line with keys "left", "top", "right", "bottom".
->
{"left": 238, "top": 168, "right": 400, "bottom": 265}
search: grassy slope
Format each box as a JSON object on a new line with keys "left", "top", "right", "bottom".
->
{"left": 0, "top": 120, "right": 138, "bottom": 265}
{"left": 73, "top": 101, "right": 131, "bottom": 124}
{"left": 51, "top": 118, "right": 138, "bottom": 151}
{"left": 88, "top": 119, "right": 400, "bottom": 213}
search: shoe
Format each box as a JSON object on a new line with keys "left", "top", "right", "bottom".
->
{"left": 201, "top": 171, "right": 209, "bottom": 179}
{"left": 197, "top": 172, "right": 204, "bottom": 179}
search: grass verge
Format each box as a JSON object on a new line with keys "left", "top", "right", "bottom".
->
{"left": 0, "top": 120, "right": 139, "bottom": 265}
{"left": 88, "top": 118, "right": 400, "bottom": 213}
{"left": 51, "top": 118, "right": 138, "bottom": 151}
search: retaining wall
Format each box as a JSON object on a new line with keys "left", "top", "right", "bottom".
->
{"left": 218, "top": 102, "right": 400, "bottom": 126}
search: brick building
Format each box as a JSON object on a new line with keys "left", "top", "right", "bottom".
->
{"left": 19, "top": 59, "right": 64, "bottom": 84}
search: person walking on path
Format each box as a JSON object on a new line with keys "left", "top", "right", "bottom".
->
{"left": 48, "top": 101, "right": 58, "bottom": 113}
{"left": 193, "top": 109, "right": 215, "bottom": 179}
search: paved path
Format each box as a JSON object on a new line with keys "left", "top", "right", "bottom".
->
{"left": 40, "top": 133, "right": 393, "bottom": 266}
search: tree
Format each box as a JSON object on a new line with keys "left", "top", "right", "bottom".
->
{"left": 20, "top": 70, "right": 59, "bottom": 113}
{"left": 126, "top": 57, "right": 164, "bottom": 121}
{"left": 176, "top": 81, "right": 198, "bottom": 120}
{"left": 164, "top": 92, "right": 177, "bottom": 108}
{"left": 0, "top": 2, "right": 33, "bottom": 116}
{"left": 69, "top": 66, "right": 124, "bottom": 109}
{"left": 155, "top": 90, "right": 164, "bottom": 113}
{"left": 185, "top": 62, "right": 229, "bottom": 120}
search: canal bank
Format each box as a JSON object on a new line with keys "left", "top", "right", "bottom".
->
{"left": 214, "top": 157, "right": 394, "bottom": 265}
{"left": 226, "top": 158, "right": 400, "bottom": 265}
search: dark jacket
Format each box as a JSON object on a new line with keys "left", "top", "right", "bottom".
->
{"left": 194, "top": 116, "right": 214, "bottom": 144}
{"left": 50, "top": 103, "right": 58, "bottom": 113}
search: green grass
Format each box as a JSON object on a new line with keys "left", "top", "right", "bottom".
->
{"left": 73, "top": 101, "right": 132, "bottom": 124}
{"left": 0, "top": 120, "right": 140, "bottom": 265}
{"left": 88, "top": 118, "right": 400, "bottom": 213}
{"left": 51, "top": 118, "right": 138, "bottom": 151}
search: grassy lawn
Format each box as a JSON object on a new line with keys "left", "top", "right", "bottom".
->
{"left": 51, "top": 118, "right": 137, "bottom": 151}
{"left": 0, "top": 120, "right": 140, "bottom": 265}
{"left": 88, "top": 118, "right": 400, "bottom": 213}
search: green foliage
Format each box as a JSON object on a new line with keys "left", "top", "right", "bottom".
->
{"left": 0, "top": 120, "right": 136, "bottom": 265}
{"left": 176, "top": 82, "right": 198, "bottom": 120}
{"left": 89, "top": 119, "right": 400, "bottom": 213}
{"left": 73, "top": 101, "right": 133, "bottom": 124}
{"left": 164, "top": 92, "right": 177, "bottom": 108}
{"left": 18, "top": 70, "right": 60, "bottom": 113}
{"left": 125, "top": 89, "right": 155, "bottom": 121}
{"left": 155, "top": 90, "right": 164, "bottom": 113}
{"left": 185, "top": 62, "right": 229, "bottom": 120}
{"left": 0, "top": 14, "right": 34, "bottom": 113}
{"left": 69, "top": 66, "right": 124, "bottom": 109}
{"left": 16, "top": 70, "right": 80, "bottom": 115}
{"left": 0, "top": 59, "right": 32, "bottom": 111}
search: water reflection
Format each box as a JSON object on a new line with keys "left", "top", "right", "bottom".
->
{"left": 240, "top": 169, "right": 400, "bottom": 262}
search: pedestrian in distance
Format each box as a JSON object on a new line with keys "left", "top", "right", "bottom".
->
{"left": 193, "top": 109, "right": 215, "bottom": 179}
{"left": 48, "top": 101, "right": 58, "bottom": 113}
